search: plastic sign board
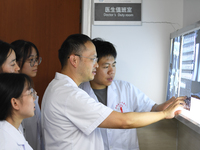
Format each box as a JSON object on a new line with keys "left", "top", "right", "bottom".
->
{"left": 93, "top": 0, "right": 142, "bottom": 25}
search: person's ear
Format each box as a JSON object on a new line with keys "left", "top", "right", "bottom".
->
{"left": 10, "top": 98, "right": 20, "bottom": 110}
{"left": 69, "top": 54, "right": 78, "bottom": 68}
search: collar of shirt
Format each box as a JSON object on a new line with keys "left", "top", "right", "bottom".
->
{"left": 55, "top": 72, "right": 78, "bottom": 87}
{"left": 1, "top": 120, "right": 26, "bottom": 146}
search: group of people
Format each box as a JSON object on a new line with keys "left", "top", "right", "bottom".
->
{"left": 0, "top": 34, "right": 186, "bottom": 150}
{"left": 0, "top": 40, "right": 42, "bottom": 150}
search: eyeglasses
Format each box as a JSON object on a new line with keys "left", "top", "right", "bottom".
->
{"left": 22, "top": 88, "right": 37, "bottom": 100}
{"left": 75, "top": 54, "right": 98, "bottom": 64}
{"left": 28, "top": 57, "right": 42, "bottom": 67}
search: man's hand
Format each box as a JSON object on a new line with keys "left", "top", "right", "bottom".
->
{"left": 162, "top": 96, "right": 186, "bottom": 119}
{"left": 152, "top": 96, "right": 186, "bottom": 112}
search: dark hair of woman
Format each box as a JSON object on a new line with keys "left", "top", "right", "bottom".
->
{"left": 11, "top": 40, "right": 40, "bottom": 68}
{"left": 0, "top": 73, "right": 33, "bottom": 120}
{"left": 0, "top": 41, "right": 15, "bottom": 73}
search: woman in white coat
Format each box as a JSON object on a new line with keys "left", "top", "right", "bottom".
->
{"left": 11, "top": 40, "right": 43, "bottom": 150}
{"left": 0, "top": 73, "right": 36, "bottom": 150}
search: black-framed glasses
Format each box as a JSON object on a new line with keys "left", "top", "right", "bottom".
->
{"left": 29, "top": 57, "right": 42, "bottom": 67}
{"left": 75, "top": 54, "right": 98, "bottom": 64}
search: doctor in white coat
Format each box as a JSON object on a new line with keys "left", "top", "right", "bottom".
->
{"left": 41, "top": 34, "right": 185, "bottom": 150}
{"left": 79, "top": 38, "right": 180, "bottom": 150}
{"left": 0, "top": 73, "right": 35, "bottom": 150}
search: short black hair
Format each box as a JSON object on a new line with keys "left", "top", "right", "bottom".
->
{"left": 58, "top": 34, "right": 92, "bottom": 68}
{"left": 11, "top": 40, "right": 40, "bottom": 68}
{"left": 0, "top": 41, "right": 15, "bottom": 73}
{"left": 92, "top": 38, "right": 117, "bottom": 61}
{"left": 0, "top": 73, "right": 33, "bottom": 120}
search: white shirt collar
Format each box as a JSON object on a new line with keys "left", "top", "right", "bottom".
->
{"left": 2, "top": 121, "right": 25, "bottom": 145}
{"left": 55, "top": 72, "right": 78, "bottom": 87}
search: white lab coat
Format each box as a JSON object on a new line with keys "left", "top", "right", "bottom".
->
{"left": 0, "top": 120, "right": 33, "bottom": 150}
{"left": 79, "top": 80, "right": 156, "bottom": 150}
{"left": 41, "top": 72, "right": 113, "bottom": 150}
{"left": 21, "top": 95, "right": 44, "bottom": 150}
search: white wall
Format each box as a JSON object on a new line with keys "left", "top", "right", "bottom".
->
{"left": 91, "top": 0, "right": 183, "bottom": 104}
{"left": 183, "top": 0, "right": 200, "bottom": 27}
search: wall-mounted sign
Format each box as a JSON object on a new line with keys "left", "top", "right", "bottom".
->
{"left": 93, "top": 0, "right": 142, "bottom": 26}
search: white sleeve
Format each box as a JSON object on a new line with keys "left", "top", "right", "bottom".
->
{"left": 130, "top": 84, "right": 156, "bottom": 112}
{"left": 63, "top": 89, "right": 113, "bottom": 135}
